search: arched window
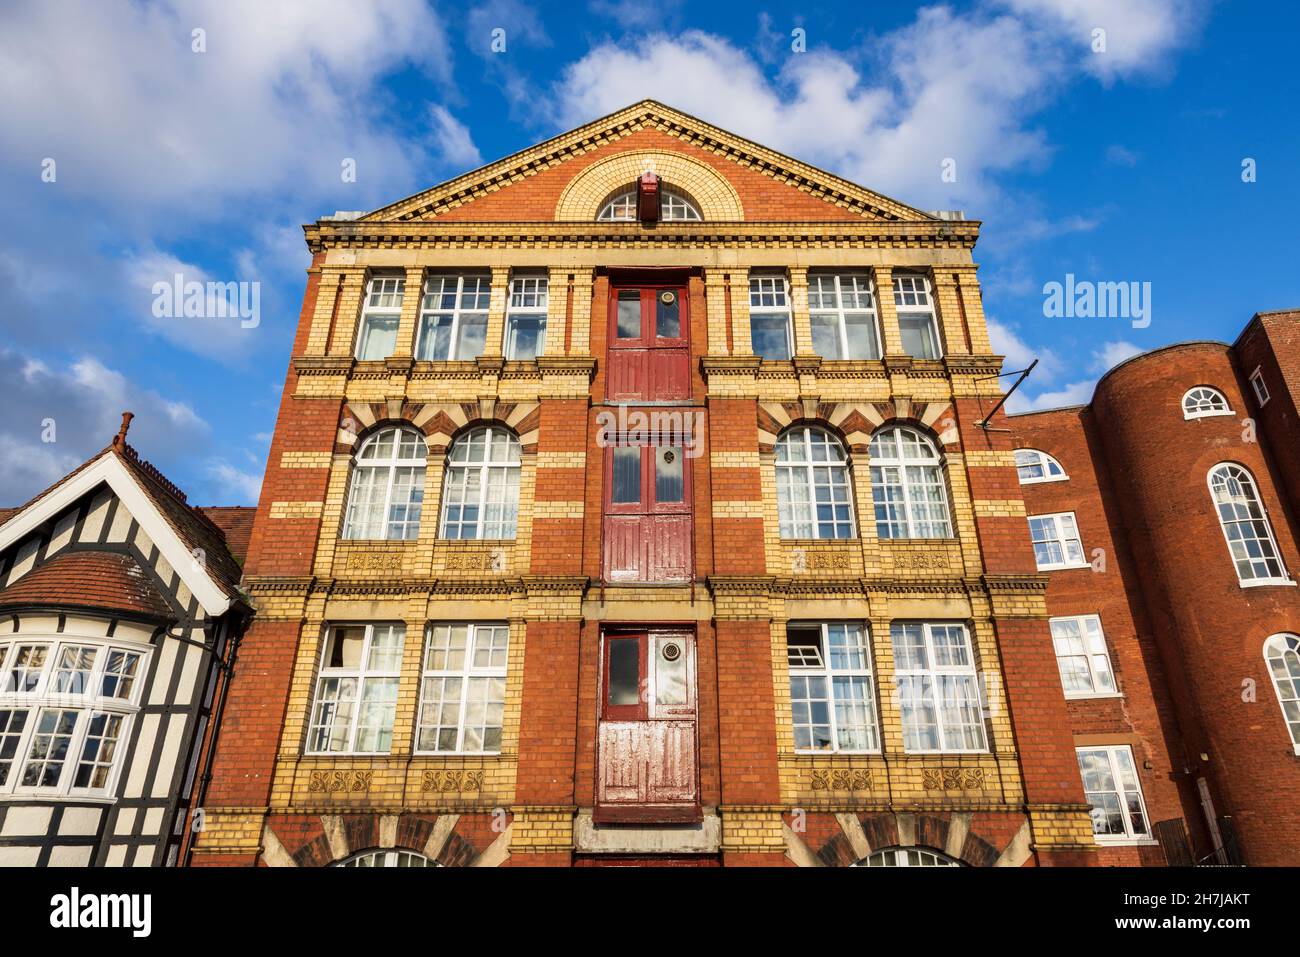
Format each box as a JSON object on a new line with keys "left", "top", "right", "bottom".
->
{"left": 342, "top": 427, "right": 427, "bottom": 540}
{"left": 855, "top": 847, "right": 962, "bottom": 867}
{"left": 774, "top": 427, "right": 855, "bottom": 539}
{"left": 335, "top": 849, "right": 438, "bottom": 867}
{"left": 1013, "top": 448, "right": 1067, "bottom": 484}
{"left": 597, "top": 186, "right": 702, "bottom": 222}
{"left": 1207, "top": 463, "right": 1287, "bottom": 583}
{"left": 1182, "top": 386, "right": 1233, "bottom": 419}
{"left": 869, "top": 426, "right": 952, "bottom": 539}
{"left": 440, "top": 426, "right": 522, "bottom": 540}
{"left": 1264, "top": 633, "right": 1300, "bottom": 751}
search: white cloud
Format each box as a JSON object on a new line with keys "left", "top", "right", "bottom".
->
{"left": 1105, "top": 144, "right": 1140, "bottom": 167}
{"left": 0, "top": 348, "right": 211, "bottom": 504}
{"left": 1000, "top": 337, "right": 1148, "bottom": 412}
{"left": 1092, "top": 339, "right": 1144, "bottom": 371}
{"left": 428, "top": 105, "right": 484, "bottom": 170}
{"left": 987, "top": 317, "right": 1063, "bottom": 380}
{"left": 546, "top": 1, "right": 1204, "bottom": 211}
{"left": 205, "top": 459, "right": 264, "bottom": 505}
{"left": 589, "top": 0, "right": 685, "bottom": 30}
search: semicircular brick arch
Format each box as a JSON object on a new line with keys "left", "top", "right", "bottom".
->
{"left": 336, "top": 400, "right": 541, "bottom": 455}
{"left": 788, "top": 810, "right": 1032, "bottom": 868}
{"left": 555, "top": 149, "right": 745, "bottom": 221}
{"left": 757, "top": 399, "right": 960, "bottom": 455}
{"left": 259, "top": 812, "right": 510, "bottom": 868}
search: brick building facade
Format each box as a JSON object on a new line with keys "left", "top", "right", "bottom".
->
{"left": 180, "top": 101, "right": 1298, "bottom": 868}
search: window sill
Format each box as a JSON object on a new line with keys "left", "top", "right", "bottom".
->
{"left": 1238, "top": 577, "right": 1296, "bottom": 588}
{"left": 792, "top": 749, "right": 882, "bottom": 757}
{"left": 1183, "top": 411, "right": 1235, "bottom": 420}
{"left": 1018, "top": 476, "right": 1070, "bottom": 485}
{"left": 1092, "top": 836, "right": 1158, "bottom": 847}
{"left": 1037, "top": 562, "right": 1092, "bottom": 572}
{"left": 900, "top": 749, "right": 989, "bottom": 756}
{"left": 413, "top": 751, "right": 504, "bottom": 759}
{"left": 0, "top": 793, "right": 117, "bottom": 805}
{"left": 1064, "top": 692, "right": 1125, "bottom": 701}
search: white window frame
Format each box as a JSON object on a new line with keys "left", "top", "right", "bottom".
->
{"left": 504, "top": 275, "right": 548, "bottom": 360}
{"left": 439, "top": 426, "right": 522, "bottom": 540}
{"left": 892, "top": 273, "right": 943, "bottom": 360}
{"left": 341, "top": 427, "right": 428, "bottom": 541}
{"left": 1207, "top": 463, "right": 1291, "bottom": 586}
{"left": 596, "top": 187, "right": 701, "bottom": 222}
{"left": 415, "top": 273, "right": 490, "bottom": 361}
{"left": 1263, "top": 633, "right": 1300, "bottom": 754}
{"left": 869, "top": 426, "right": 953, "bottom": 539}
{"left": 786, "top": 622, "right": 879, "bottom": 754}
{"left": 856, "top": 847, "right": 961, "bottom": 866}
{"left": 890, "top": 622, "right": 988, "bottom": 754}
{"left": 355, "top": 275, "right": 405, "bottom": 361}
{"left": 1028, "top": 511, "right": 1088, "bottom": 570}
{"left": 1181, "top": 386, "right": 1233, "bottom": 420}
{"left": 336, "top": 849, "right": 438, "bottom": 867}
{"left": 1076, "top": 744, "right": 1152, "bottom": 844}
{"left": 1013, "top": 448, "right": 1068, "bottom": 484}
{"left": 1249, "top": 367, "right": 1270, "bottom": 407}
{"left": 1050, "top": 615, "right": 1120, "bottom": 699}
{"left": 306, "top": 624, "right": 404, "bottom": 756}
{"left": 774, "top": 426, "right": 856, "bottom": 540}
{"left": 807, "top": 273, "right": 882, "bottom": 360}
{"left": 415, "top": 623, "right": 510, "bottom": 755}
{"left": 749, "top": 273, "right": 793, "bottom": 361}
{"left": 0, "top": 636, "right": 148, "bottom": 798}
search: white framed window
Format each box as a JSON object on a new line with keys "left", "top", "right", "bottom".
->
{"left": 1014, "top": 448, "right": 1067, "bottom": 484}
{"left": 1051, "top": 615, "right": 1118, "bottom": 698}
{"left": 1076, "top": 745, "right": 1151, "bottom": 842}
{"left": 869, "top": 426, "right": 952, "bottom": 539}
{"left": 416, "top": 623, "right": 509, "bottom": 754}
{"left": 749, "top": 273, "right": 793, "bottom": 360}
{"left": 0, "top": 637, "right": 147, "bottom": 797}
{"left": 1028, "top": 512, "right": 1088, "bottom": 570}
{"left": 660, "top": 189, "right": 701, "bottom": 221}
{"left": 1207, "top": 463, "right": 1289, "bottom": 585}
{"left": 336, "top": 849, "right": 438, "bottom": 867}
{"left": 1263, "top": 633, "right": 1300, "bottom": 753}
{"left": 596, "top": 187, "right": 701, "bottom": 222}
{"left": 440, "top": 426, "right": 522, "bottom": 540}
{"left": 416, "top": 273, "right": 490, "bottom": 361}
{"left": 1249, "top": 367, "right": 1270, "bottom": 407}
{"left": 890, "top": 622, "right": 987, "bottom": 753}
{"left": 774, "top": 426, "right": 855, "bottom": 539}
{"left": 342, "top": 427, "right": 427, "bottom": 540}
{"left": 356, "top": 275, "right": 405, "bottom": 361}
{"left": 808, "top": 273, "right": 881, "bottom": 360}
{"left": 504, "top": 275, "right": 547, "bottom": 360}
{"left": 786, "top": 623, "right": 878, "bottom": 753}
{"left": 1181, "top": 386, "right": 1233, "bottom": 420}
{"left": 892, "top": 273, "right": 943, "bottom": 360}
{"left": 856, "top": 847, "right": 961, "bottom": 867}
{"left": 307, "top": 624, "right": 404, "bottom": 755}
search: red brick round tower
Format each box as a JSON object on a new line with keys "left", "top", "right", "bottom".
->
{"left": 1091, "top": 342, "right": 1300, "bottom": 865}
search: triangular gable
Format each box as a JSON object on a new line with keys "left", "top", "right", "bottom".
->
{"left": 0, "top": 450, "right": 235, "bottom": 617}
{"left": 359, "top": 100, "right": 937, "bottom": 224}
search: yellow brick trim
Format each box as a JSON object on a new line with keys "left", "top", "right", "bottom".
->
{"left": 710, "top": 450, "right": 760, "bottom": 469}
{"left": 279, "top": 451, "right": 334, "bottom": 469}
{"left": 712, "top": 500, "right": 766, "bottom": 519}
{"left": 536, "top": 451, "right": 587, "bottom": 469}
{"left": 973, "top": 499, "right": 1028, "bottom": 518}
{"left": 270, "top": 501, "right": 324, "bottom": 520}
{"left": 555, "top": 149, "right": 744, "bottom": 221}
{"left": 531, "top": 500, "right": 585, "bottom": 520}
{"left": 964, "top": 450, "right": 1018, "bottom": 468}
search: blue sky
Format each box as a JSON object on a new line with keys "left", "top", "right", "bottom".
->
{"left": 1, "top": 0, "right": 1296, "bottom": 506}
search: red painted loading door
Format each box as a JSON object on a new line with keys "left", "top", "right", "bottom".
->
{"left": 596, "top": 631, "right": 699, "bottom": 823}
{"left": 606, "top": 284, "right": 689, "bottom": 402}
{"left": 603, "top": 441, "right": 692, "bottom": 583}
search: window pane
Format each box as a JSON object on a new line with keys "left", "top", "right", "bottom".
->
{"left": 655, "top": 639, "right": 688, "bottom": 705}
{"left": 655, "top": 292, "right": 680, "bottom": 338}
{"left": 455, "top": 314, "right": 487, "bottom": 358}
{"left": 358, "top": 315, "right": 398, "bottom": 360}
{"left": 608, "top": 639, "right": 640, "bottom": 706}
{"left": 843, "top": 312, "right": 880, "bottom": 359}
{"left": 655, "top": 447, "right": 683, "bottom": 503}
{"left": 612, "top": 446, "right": 641, "bottom": 504}
{"left": 751, "top": 314, "right": 791, "bottom": 360}
{"left": 617, "top": 291, "right": 640, "bottom": 338}
{"left": 507, "top": 315, "right": 545, "bottom": 360}
{"left": 811, "top": 314, "right": 841, "bottom": 358}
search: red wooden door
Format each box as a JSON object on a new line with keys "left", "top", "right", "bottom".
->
{"left": 607, "top": 284, "right": 689, "bottom": 401}
{"left": 603, "top": 442, "right": 692, "bottom": 582}
{"left": 597, "top": 631, "right": 698, "bottom": 822}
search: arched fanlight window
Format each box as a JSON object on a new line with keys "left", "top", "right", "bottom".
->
{"left": 342, "top": 427, "right": 427, "bottom": 540}
{"left": 855, "top": 847, "right": 962, "bottom": 867}
{"left": 1207, "top": 463, "right": 1288, "bottom": 584}
{"left": 1013, "top": 448, "right": 1067, "bottom": 484}
{"left": 1182, "top": 386, "right": 1233, "bottom": 420}
{"left": 440, "top": 426, "right": 522, "bottom": 540}
{"left": 774, "top": 426, "right": 855, "bottom": 539}
{"left": 596, "top": 186, "right": 702, "bottom": 222}
{"left": 335, "top": 848, "right": 438, "bottom": 867}
{"left": 869, "top": 426, "right": 952, "bottom": 539}
{"left": 1264, "top": 633, "right": 1300, "bottom": 751}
